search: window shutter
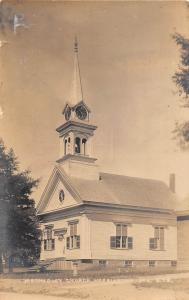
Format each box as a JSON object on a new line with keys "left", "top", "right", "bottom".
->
{"left": 128, "top": 237, "right": 133, "bottom": 249}
{"left": 66, "top": 237, "right": 70, "bottom": 249}
{"left": 122, "top": 236, "right": 127, "bottom": 248}
{"left": 52, "top": 239, "right": 55, "bottom": 250}
{"left": 110, "top": 236, "right": 116, "bottom": 248}
{"left": 150, "top": 238, "right": 155, "bottom": 249}
{"left": 44, "top": 240, "right": 47, "bottom": 250}
{"left": 76, "top": 235, "right": 80, "bottom": 248}
{"left": 71, "top": 236, "right": 74, "bottom": 248}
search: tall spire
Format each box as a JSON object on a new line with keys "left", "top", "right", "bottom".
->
{"left": 69, "top": 37, "right": 83, "bottom": 106}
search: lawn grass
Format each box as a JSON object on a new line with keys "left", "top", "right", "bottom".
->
{"left": 133, "top": 278, "right": 189, "bottom": 294}
{"left": 0, "top": 266, "right": 186, "bottom": 280}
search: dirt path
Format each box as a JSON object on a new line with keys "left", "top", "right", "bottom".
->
{"left": 1, "top": 279, "right": 189, "bottom": 300}
{"left": 0, "top": 294, "right": 62, "bottom": 300}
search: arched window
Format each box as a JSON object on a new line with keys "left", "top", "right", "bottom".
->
{"left": 82, "top": 138, "right": 87, "bottom": 155}
{"left": 64, "top": 139, "right": 68, "bottom": 155}
{"left": 75, "top": 137, "right": 81, "bottom": 154}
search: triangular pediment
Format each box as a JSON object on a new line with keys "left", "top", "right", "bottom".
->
{"left": 37, "top": 166, "right": 82, "bottom": 214}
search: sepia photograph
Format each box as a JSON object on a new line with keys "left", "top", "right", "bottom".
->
{"left": 1, "top": 0, "right": 189, "bottom": 299}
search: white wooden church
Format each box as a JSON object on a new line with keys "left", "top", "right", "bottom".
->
{"left": 37, "top": 39, "right": 178, "bottom": 271}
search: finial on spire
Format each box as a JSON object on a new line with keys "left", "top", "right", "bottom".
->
{"left": 74, "top": 36, "right": 78, "bottom": 53}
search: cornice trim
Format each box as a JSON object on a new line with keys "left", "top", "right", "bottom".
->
{"left": 56, "top": 154, "right": 97, "bottom": 164}
{"left": 82, "top": 201, "right": 175, "bottom": 215}
{"left": 56, "top": 121, "right": 97, "bottom": 134}
{"left": 38, "top": 201, "right": 176, "bottom": 223}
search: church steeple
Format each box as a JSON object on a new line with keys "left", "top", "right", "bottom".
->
{"left": 56, "top": 38, "right": 99, "bottom": 180}
{"left": 69, "top": 37, "right": 83, "bottom": 106}
{"left": 63, "top": 38, "right": 91, "bottom": 123}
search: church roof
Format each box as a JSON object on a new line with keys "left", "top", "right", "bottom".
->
{"left": 37, "top": 166, "right": 178, "bottom": 214}
{"left": 68, "top": 171, "right": 177, "bottom": 210}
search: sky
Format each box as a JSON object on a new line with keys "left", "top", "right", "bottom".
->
{"left": 1, "top": 0, "right": 189, "bottom": 204}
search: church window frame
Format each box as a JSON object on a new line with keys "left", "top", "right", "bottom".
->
{"left": 43, "top": 225, "right": 55, "bottom": 251}
{"left": 149, "top": 226, "right": 165, "bottom": 251}
{"left": 66, "top": 220, "right": 80, "bottom": 250}
{"left": 110, "top": 223, "right": 133, "bottom": 250}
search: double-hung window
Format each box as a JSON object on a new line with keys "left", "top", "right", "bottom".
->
{"left": 110, "top": 224, "right": 133, "bottom": 249}
{"left": 66, "top": 221, "right": 80, "bottom": 249}
{"left": 149, "top": 226, "right": 165, "bottom": 250}
{"left": 43, "top": 225, "right": 55, "bottom": 251}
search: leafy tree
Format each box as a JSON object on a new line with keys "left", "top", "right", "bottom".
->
{"left": 0, "top": 140, "right": 41, "bottom": 272}
{"left": 173, "top": 33, "right": 189, "bottom": 149}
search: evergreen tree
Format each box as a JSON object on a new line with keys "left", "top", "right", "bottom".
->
{"left": 173, "top": 33, "right": 189, "bottom": 148}
{"left": 0, "top": 140, "right": 41, "bottom": 272}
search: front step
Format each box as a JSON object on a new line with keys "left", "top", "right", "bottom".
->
{"left": 29, "top": 259, "right": 57, "bottom": 272}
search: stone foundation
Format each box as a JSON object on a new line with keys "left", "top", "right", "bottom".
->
{"left": 46, "top": 259, "right": 177, "bottom": 271}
